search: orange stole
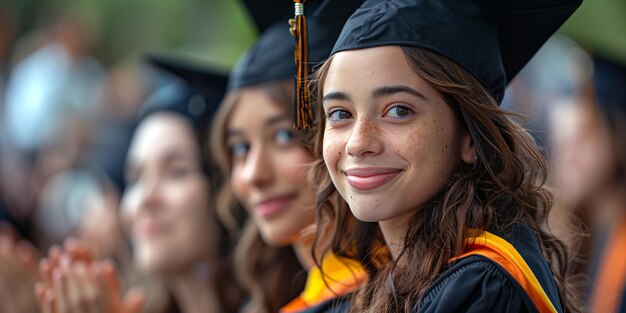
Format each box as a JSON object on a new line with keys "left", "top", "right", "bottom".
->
{"left": 591, "top": 217, "right": 626, "bottom": 313}
{"left": 280, "top": 254, "right": 366, "bottom": 313}
{"left": 451, "top": 231, "right": 559, "bottom": 313}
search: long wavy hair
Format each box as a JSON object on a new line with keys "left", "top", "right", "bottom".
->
{"left": 209, "top": 81, "right": 309, "bottom": 313}
{"left": 310, "top": 46, "right": 580, "bottom": 312}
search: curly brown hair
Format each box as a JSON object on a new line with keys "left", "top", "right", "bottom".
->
{"left": 310, "top": 46, "right": 581, "bottom": 312}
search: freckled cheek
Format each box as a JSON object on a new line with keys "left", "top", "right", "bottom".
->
{"left": 387, "top": 128, "right": 441, "bottom": 162}
{"left": 322, "top": 133, "right": 346, "bottom": 173}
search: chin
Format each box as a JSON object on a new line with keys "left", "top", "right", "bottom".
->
{"left": 258, "top": 228, "right": 294, "bottom": 248}
{"left": 349, "top": 206, "right": 385, "bottom": 222}
{"left": 134, "top": 242, "right": 178, "bottom": 273}
{"left": 341, "top": 193, "right": 383, "bottom": 222}
{"left": 136, "top": 251, "right": 165, "bottom": 273}
{"left": 346, "top": 195, "right": 408, "bottom": 223}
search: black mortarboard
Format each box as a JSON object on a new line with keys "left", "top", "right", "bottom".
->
{"left": 239, "top": 0, "right": 292, "bottom": 33}
{"left": 229, "top": 0, "right": 364, "bottom": 128}
{"left": 593, "top": 56, "right": 626, "bottom": 118}
{"left": 141, "top": 55, "right": 229, "bottom": 131}
{"left": 228, "top": 0, "right": 362, "bottom": 91}
{"left": 329, "top": 0, "right": 582, "bottom": 103}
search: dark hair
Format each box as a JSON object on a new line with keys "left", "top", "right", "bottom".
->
{"left": 311, "top": 46, "right": 580, "bottom": 312}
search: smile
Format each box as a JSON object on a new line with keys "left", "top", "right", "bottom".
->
{"left": 343, "top": 167, "right": 403, "bottom": 191}
{"left": 135, "top": 218, "right": 168, "bottom": 239}
{"left": 254, "top": 193, "right": 298, "bottom": 218}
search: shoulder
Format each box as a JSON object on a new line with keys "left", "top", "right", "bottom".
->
{"left": 417, "top": 256, "right": 529, "bottom": 313}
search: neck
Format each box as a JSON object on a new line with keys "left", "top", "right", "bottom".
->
{"left": 292, "top": 221, "right": 336, "bottom": 271}
{"left": 292, "top": 233, "right": 316, "bottom": 271}
{"left": 165, "top": 261, "right": 221, "bottom": 313}
{"left": 378, "top": 210, "right": 414, "bottom": 261}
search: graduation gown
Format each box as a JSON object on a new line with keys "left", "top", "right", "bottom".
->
{"left": 280, "top": 253, "right": 365, "bottom": 313}
{"left": 590, "top": 215, "right": 626, "bottom": 313}
{"left": 283, "top": 223, "right": 563, "bottom": 313}
{"left": 417, "top": 223, "right": 563, "bottom": 313}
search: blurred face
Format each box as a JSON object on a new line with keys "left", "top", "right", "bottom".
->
{"left": 227, "top": 88, "right": 316, "bottom": 247}
{"left": 322, "top": 46, "right": 472, "bottom": 223}
{"left": 551, "top": 103, "right": 619, "bottom": 205}
{"left": 121, "top": 113, "right": 216, "bottom": 273}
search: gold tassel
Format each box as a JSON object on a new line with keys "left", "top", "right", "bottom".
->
{"left": 289, "top": 0, "right": 313, "bottom": 129}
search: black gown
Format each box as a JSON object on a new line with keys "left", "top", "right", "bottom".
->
{"left": 294, "top": 223, "right": 563, "bottom": 313}
{"left": 417, "top": 223, "right": 563, "bottom": 313}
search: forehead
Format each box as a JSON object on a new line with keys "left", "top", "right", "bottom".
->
{"left": 324, "top": 46, "right": 417, "bottom": 90}
{"left": 129, "top": 112, "right": 198, "bottom": 162}
{"left": 227, "top": 88, "right": 287, "bottom": 131}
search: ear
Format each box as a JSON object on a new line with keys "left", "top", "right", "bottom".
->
{"left": 459, "top": 130, "right": 476, "bottom": 165}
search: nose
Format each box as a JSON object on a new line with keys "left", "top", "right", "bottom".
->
{"left": 346, "top": 116, "right": 384, "bottom": 158}
{"left": 136, "top": 175, "right": 161, "bottom": 212}
{"left": 241, "top": 144, "right": 274, "bottom": 188}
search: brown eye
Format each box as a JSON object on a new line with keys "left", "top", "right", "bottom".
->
{"left": 386, "top": 104, "right": 413, "bottom": 118}
{"left": 327, "top": 109, "right": 352, "bottom": 121}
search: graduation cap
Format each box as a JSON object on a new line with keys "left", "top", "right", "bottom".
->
{"left": 229, "top": 0, "right": 363, "bottom": 128}
{"left": 140, "top": 54, "right": 229, "bottom": 132}
{"left": 239, "top": 0, "right": 293, "bottom": 33}
{"left": 593, "top": 56, "right": 626, "bottom": 118}
{"left": 228, "top": 0, "right": 328, "bottom": 90}
{"left": 319, "top": 0, "right": 582, "bottom": 104}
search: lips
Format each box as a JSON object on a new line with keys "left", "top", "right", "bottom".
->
{"left": 343, "top": 167, "right": 402, "bottom": 191}
{"left": 135, "top": 218, "right": 167, "bottom": 239}
{"left": 254, "top": 193, "right": 298, "bottom": 218}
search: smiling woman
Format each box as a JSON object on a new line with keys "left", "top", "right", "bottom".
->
{"left": 123, "top": 113, "right": 216, "bottom": 273}
{"left": 33, "top": 56, "right": 242, "bottom": 313}
{"left": 225, "top": 85, "right": 317, "bottom": 247}
{"left": 321, "top": 46, "right": 471, "bottom": 233}
{"left": 116, "top": 59, "right": 241, "bottom": 312}
{"left": 211, "top": 80, "right": 315, "bottom": 313}
{"left": 309, "top": 0, "right": 582, "bottom": 312}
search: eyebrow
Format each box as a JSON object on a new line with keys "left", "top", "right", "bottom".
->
{"left": 226, "top": 114, "right": 290, "bottom": 138}
{"left": 124, "top": 149, "right": 194, "bottom": 178}
{"left": 323, "top": 91, "right": 350, "bottom": 103}
{"left": 227, "top": 129, "right": 243, "bottom": 138}
{"left": 372, "top": 85, "right": 427, "bottom": 101}
{"left": 265, "top": 114, "right": 290, "bottom": 126}
{"left": 322, "top": 85, "right": 428, "bottom": 104}
{"left": 161, "top": 150, "right": 194, "bottom": 164}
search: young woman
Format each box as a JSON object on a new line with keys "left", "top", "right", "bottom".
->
{"left": 210, "top": 8, "right": 365, "bottom": 313}
{"left": 550, "top": 56, "right": 626, "bottom": 312}
{"left": 584, "top": 57, "right": 626, "bottom": 313}
{"left": 309, "top": 0, "right": 581, "bottom": 312}
{"left": 34, "top": 58, "right": 240, "bottom": 313}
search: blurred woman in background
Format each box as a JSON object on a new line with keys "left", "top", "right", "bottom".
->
{"left": 210, "top": 3, "right": 365, "bottom": 312}
{"left": 551, "top": 55, "right": 626, "bottom": 312}
{"left": 35, "top": 57, "right": 240, "bottom": 313}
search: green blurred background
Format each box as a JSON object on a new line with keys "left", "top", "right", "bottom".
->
{"left": 1, "top": 0, "right": 257, "bottom": 68}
